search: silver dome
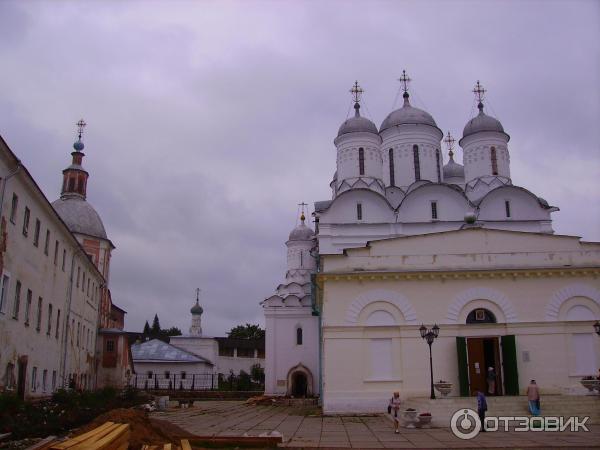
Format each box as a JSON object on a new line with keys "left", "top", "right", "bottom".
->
{"left": 337, "top": 103, "right": 378, "bottom": 137}
{"left": 443, "top": 153, "right": 464, "bottom": 178}
{"left": 288, "top": 220, "right": 315, "bottom": 241}
{"left": 380, "top": 94, "right": 438, "bottom": 132}
{"left": 52, "top": 197, "right": 108, "bottom": 239}
{"left": 462, "top": 103, "right": 508, "bottom": 140}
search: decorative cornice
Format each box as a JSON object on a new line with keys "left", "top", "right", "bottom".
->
{"left": 317, "top": 267, "right": 600, "bottom": 283}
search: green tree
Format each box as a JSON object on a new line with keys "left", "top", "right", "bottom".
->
{"left": 250, "top": 363, "right": 265, "bottom": 384}
{"left": 162, "top": 326, "right": 182, "bottom": 337}
{"left": 227, "top": 323, "right": 265, "bottom": 340}
{"left": 142, "top": 320, "right": 150, "bottom": 336}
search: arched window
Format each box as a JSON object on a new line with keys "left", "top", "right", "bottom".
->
{"left": 466, "top": 308, "right": 497, "bottom": 324}
{"left": 413, "top": 145, "right": 421, "bottom": 181}
{"left": 296, "top": 327, "right": 303, "bottom": 345}
{"left": 389, "top": 148, "right": 395, "bottom": 186}
{"left": 68, "top": 177, "right": 75, "bottom": 192}
{"left": 436, "top": 149, "right": 441, "bottom": 182}
{"left": 356, "top": 203, "right": 363, "bottom": 221}
{"left": 300, "top": 250, "right": 303, "bottom": 268}
{"left": 491, "top": 147, "right": 498, "bottom": 175}
{"left": 359, "top": 148, "right": 365, "bottom": 175}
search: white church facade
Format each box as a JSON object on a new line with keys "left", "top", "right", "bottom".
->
{"left": 262, "top": 75, "right": 600, "bottom": 413}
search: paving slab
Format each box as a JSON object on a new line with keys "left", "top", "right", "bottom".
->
{"left": 151, "top": 400, "right": 600, "bottom": 448}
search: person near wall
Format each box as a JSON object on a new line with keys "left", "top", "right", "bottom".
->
{"left": 388, "top": 391, "right": 402, "bottom": 433}
{"left": 476, "top": 390, "right": 487, "bottom": 431}
{"left": 526, "top": 379, "right": 541, "bottom": 416}
{"left": 486, "top": 367, "right": 496, "bottom": 395}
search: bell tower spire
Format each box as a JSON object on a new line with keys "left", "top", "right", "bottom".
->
{"left": 61, "top": 119, "right": 90, "bottom": 200}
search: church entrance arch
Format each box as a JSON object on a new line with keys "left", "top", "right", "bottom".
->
{"left": 286, "top": 364, "right": 313, "bottom": 398}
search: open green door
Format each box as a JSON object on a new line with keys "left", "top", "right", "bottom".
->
{"left": 456, "top": 336, "right": 469, "bottom": 396}
{"left": 501, "top": 335, "right": 519, "bottom": 395}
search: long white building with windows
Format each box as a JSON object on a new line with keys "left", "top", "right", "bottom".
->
{"left": 0, "top": 134, "right": 105, "bottom": 398}
{"left": 263, "top": 74, "right": 600, "bottom": 413}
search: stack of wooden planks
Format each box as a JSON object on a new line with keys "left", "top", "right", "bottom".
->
{"left": 49, "top": 422, "right": 130, "bottom": 450}
{"left": 142, "top": 440, "right": 192, "bottom": 450}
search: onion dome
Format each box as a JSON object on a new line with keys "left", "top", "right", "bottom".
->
{"left": 443, "top": 150, "right": 464, "bottom": 179}
{"left": 380, "top": 92, "right": 438, "bottom": 132}
{"left": 337, "top": 102, "right": 378, "bottom": 137}
{"left": 52, "top": 197, "right": 108, "bottom": 239}
{"left": 462, "top": 101, "right": 508, "bottom": 140}
{"left": 288, "top": 212, "right": 315, "bottom": 241}
{"left": 190, "top": 299, "right": 203, "bottom": 315}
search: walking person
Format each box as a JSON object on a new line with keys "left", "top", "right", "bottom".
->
{"left": 476, "top": 390, "right": 487, "bottom": 431}
{"left": 526, "top": 379, "right": 541, "bottom": 416}
{"left": 487, "top": 367, "right": 496, "bottom": 395}
{"left": 388, "top": 391, "right": 401, "bottom": 433}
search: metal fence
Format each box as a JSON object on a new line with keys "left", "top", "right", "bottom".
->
{"left": 128, "top": 373, "right": 218, "bottom": 391}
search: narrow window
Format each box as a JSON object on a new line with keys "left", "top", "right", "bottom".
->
{"left": 22, "top": 207, "right": 30, "bottom": 236}
{"left": 55, "top": 309, "right": 61, "bottom": 339}
{"left": 62, "top": 250, "right": 66, "bottom": 271}
{"left": 33, "top": 219, "right": 40, "bottom": 246}
{"left": 87, "top": 278, "right": 90, "bottom": 296}
{"left": 25, "top": 289, "right": 32, "bottom": 325}
{"left": 71, "top": 319, "right": 75, "bottom": 344}
{"left": 165, "top": 370, "right": 170, "bottom": 379}
{"left": 431, "top": 201, "right": 438, "bottom": 220}
{"left": 54, "top": 241, "right": 59, "bottom": 265}
{"left": 491, "top": 146, "right": 498, "bottom": 175}
{"left": 44, "top": 229, "right": 50, "bottom": 255}
{"left": 77, "top": 322, "right": 80, "bottom": 347}
{"left": 36, "top": 297, "right": 43, "bottom": 331}
{"left": 0, "top": 275, "right": 9, "bottom": 313}
{"left": 52, "top": 371, "right": 57, "bottom": 391}
{"left": 82, "top": 272, "right": 86, "bottom": 292}
{"left": 47, "top": 304, "right": 53, "bottom": 335}
{"left": 413, "top": 145, "right": 421, "bottom": 181}
{"left": 300, "top": 250, "right": 303, "bottom": 268}
{"left": 505, "top": 200, "right": 511, "bottom": 218}
{"left": 147, "top": 371, "right": 153, "bottom": 379}
{"left": 358, "top": 148, "right": 365, "bottom": 175}
{"left": 181, "top": 371, "right": 187, "bottom": 380}
{"left": 296, "top": 327, "right": 303, "bottom": 345}
{"left": 42, "top": 369, "right": 48, "bottom": 392}
{"left": 31, "top": 367, "right": 37, "bottom": 391}
{"left": 10, "top": 193, "right": 18, "bottom": 224}
{"left": 68, "top": 177, "right": 75, "bottom": 192}
{"left": 357, "top": 203, "right": 363, "bottom": 221}
{"left": 12, "top": 280, "right": 21, "bottom": 319}
{"left": 389, "top": 148, "right": 395, "bottom": 186}
{"left": 436, "top": 149, "right": 441, "bottom": 182}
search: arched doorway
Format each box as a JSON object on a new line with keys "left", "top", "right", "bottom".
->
{"left": 291, "top": 372, "right": 307, "bottom": 397}
{"left": 286, "top": 364, "right": 313, "bottom": 397}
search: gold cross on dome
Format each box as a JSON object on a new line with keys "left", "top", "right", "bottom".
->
{"left": 473, "top": 80, "right": 486, "bottom": 103}
{"left": 443, "top": 131, "right": 455, "bottom": 151}
{"left": 398, "top": 70, "right": 411, "bottom": 93}
{"left": 350, "top": 81, "right": 363, "bottom": 103}
{"left": 76, "top": 119, "right": 86, "bottom": 140}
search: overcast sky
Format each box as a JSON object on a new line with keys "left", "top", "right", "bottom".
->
{"left": 1, "top": 0, "right": 598, "bottom": 336}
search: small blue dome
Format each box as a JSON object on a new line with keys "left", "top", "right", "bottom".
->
{"left": 73, "top": 140, "right": 84, "bottom": 151}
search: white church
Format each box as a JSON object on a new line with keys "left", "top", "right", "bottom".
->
{"left": 262, "top": 74, "right": 600, "bottom": 413}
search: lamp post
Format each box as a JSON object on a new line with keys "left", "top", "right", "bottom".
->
{"left": 419, "top": 324, "right": 440, "bottom": 400}
{"left": 594, "top": 321, "right": 600, "bottom": 336}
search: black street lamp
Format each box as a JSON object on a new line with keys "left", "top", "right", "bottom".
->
{"left": 594, "top": 321, "right": 600, "bottom": 336}
{"left": 419, "top": 324, "right": 440, "bottom": 400}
